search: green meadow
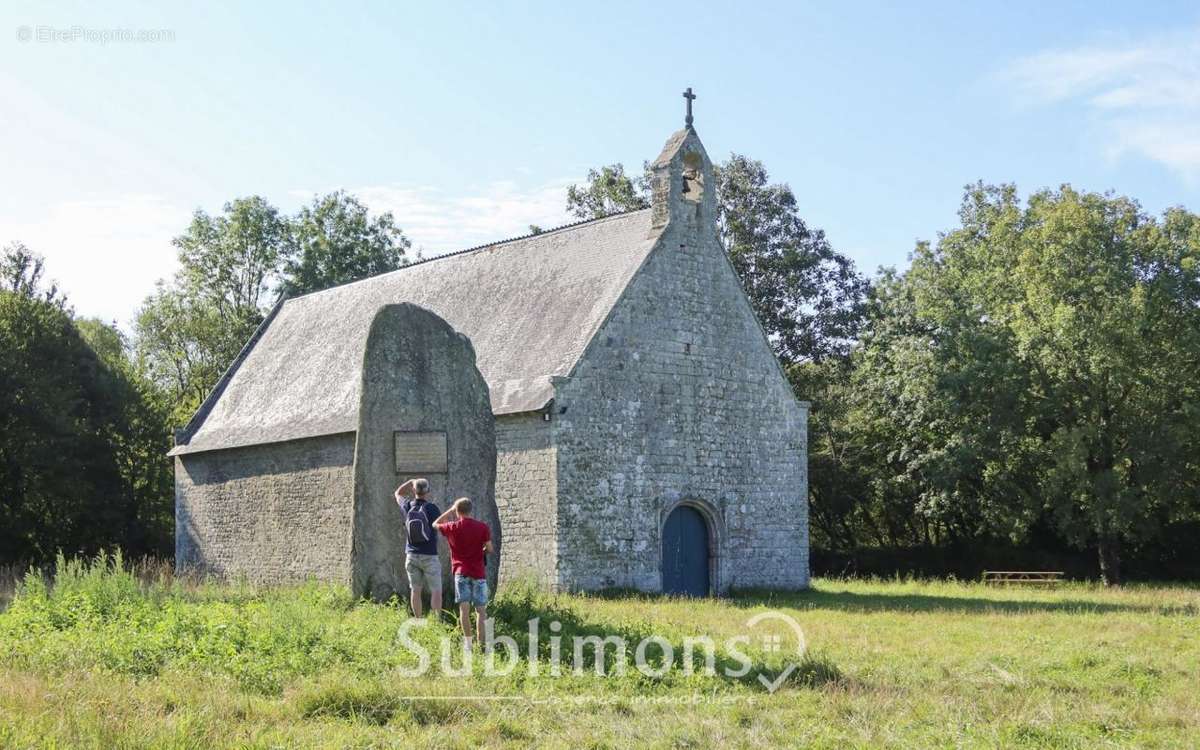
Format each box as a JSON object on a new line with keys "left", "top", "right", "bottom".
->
{"left": 0, "top": 554, "right": 1197, "bottom": 749}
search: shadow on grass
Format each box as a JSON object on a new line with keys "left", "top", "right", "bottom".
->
{"left": 573, "top": 583, "right": 1197, "bottom": 616}
{"left": 725, "top": 587, "right": 1199, "bottom": 616}
{"left": 489, "top": 586, "right": 841, "bottom": 690}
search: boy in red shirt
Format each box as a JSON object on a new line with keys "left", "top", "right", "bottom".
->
{"left": 433, "top": 497, "right": 493, "bottom": 648}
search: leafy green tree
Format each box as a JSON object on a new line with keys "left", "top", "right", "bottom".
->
{"left": 566, "top": 164, "right": 650, "bottom": 220}
{"left": 718, "top": 155, "right": 869, "bottom": 363}
{"left": 790, "top": 357, "right": 877, "bottom": 550}
{"left": 134, "top": 285, "right": 241, "bottom": 425}
{"left": 1, "top": 242, "right": 65, "bottom": 308}
{"left": 135, "top": 196, "right": 289, "bottom": 424}
{"left": 0, "top": 246, "right": 171, "bottom": 562}
{"left": 854, "top": 185, "right": 1200, "bottom": 583}
{"left": 135, "top": 193, "right": 274, "bottom": 424}
{"left": 280, "top": 191, "right": 410, "bottom": 296}
{"left": 175, "top": 197, "right": 287, "bottom": 322}
{"left": 75, "top": 317, "right": 126, "bottom": 364}
{"left": 842, "top": 267, "right": 1045, "bottom": 550}
{"left": 144, "top": 196, "right": 285, "bottom": 410}
{"left": 76, "top": 317, "right": 175, "bottom": 554}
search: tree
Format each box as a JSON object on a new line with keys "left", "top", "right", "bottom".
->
{"left": 717, "top": 155, "right": 869, "bottom": 364}
{"left": 1, "top": 241, "right": 65, "bottom": 308}
{"left": 134, "top": 197, "right": 284, "bottom": 425}
{"left": 134, "top": 285, "right": 233, "bottom": 424}
{"left": 566, "top": 164, "right": 649, "bottom": 220}
{"left": 853, "top": 184, "right": 1200, "bottom": 583}
{"left": 174, "top": 197, "right": 287, "bottom": 321}
{"left": 841, "top": 266, "right": 1045, "bottom": 550}
{"left": 280, "top": 191, "right": 410, "bottom": 297}
{"left": 789, "top": 357, "right": 877, "bottom": 550}
{"left": 76, "top": 317, "right": 175, "bottom": 555}
{"left": 0, "top": 245, "right": 172, "bottom": 562}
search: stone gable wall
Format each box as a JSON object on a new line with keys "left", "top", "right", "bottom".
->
{"left": 551, "top": 132, "right": 809, "bottom": 593}
{"left": 494, "top": 413, "right": 558, "bottom": 586}
{"left": 174, "top": 433, "right": 356, "bottom": 584}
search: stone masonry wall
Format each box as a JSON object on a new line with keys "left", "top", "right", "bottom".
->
{"left": 175, "top": 433, "right": 356, "bottom": 584}
{"left": 551, "top": 129, "right": 809, "bottom": 593}
{"left": 495, "top": 413, "right": 558, "bottom": 586}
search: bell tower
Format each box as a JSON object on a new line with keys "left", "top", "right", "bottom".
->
{"left": 649, "top": 87, "right": 717, "bottom": 232}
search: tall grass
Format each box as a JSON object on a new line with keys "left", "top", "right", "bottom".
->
{"left": 1, "top": 554, "right": 1197, "bottom": 748}
{"left": 0, "top": 552, "right": 830, "bottom": 697}
{"left": 1, "top": 553, "right": 179, "bottom": 613}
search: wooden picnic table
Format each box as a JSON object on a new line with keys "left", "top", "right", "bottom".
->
{"left": 982, "top": 571, "right": 1064, "bottom": 585}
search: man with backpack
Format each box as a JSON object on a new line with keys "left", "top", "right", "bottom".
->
{"left": 394, "top": 478, "right": 441, "bottom": 619}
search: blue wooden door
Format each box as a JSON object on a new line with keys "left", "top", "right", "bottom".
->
{"left": 662, "top": 506, "right": 710, "bottom": 596}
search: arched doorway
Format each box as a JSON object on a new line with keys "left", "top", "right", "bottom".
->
{"left": 661, "top": 505, "right": 711, "bottom": 596}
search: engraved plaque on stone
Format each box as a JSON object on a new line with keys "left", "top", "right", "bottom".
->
{"left": 394, "top": 431, "right": 447, "bottom": 474}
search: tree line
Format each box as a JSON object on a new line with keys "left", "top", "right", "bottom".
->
{"left": 3, "top": 160, "right": 1198, "bottom": 583}
{"left": 1, "top": 192, "right": 411, "bottom": 562}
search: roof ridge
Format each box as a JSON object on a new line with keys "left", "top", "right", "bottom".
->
{"left": 286, "top": 207, "right": 652, "bottom": 304}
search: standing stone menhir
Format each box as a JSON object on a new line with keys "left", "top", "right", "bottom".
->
{"left": 352, "top": 303, "right": 499, "bottom": 600}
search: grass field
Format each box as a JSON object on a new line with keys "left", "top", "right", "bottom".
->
{"left": 0, "top": 555, "right": 1197, "bottom": 749}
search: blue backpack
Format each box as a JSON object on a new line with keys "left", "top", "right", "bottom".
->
{"left": 406, "top": 502, "right": 433, "bottom": 545}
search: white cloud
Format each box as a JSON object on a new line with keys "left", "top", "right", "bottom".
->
{"left": 1108, "top": 119, "right": 1200, "bottom": 177}
{"left": 0, "top": 179, "right": 582, "bottom": 326}
{"left": 0, "top": 195, "right": 187, "bottom": 327}
{"left": 293, "top": 177, "right": 579, "bottom": 259}
{"left": 1000, "top": 28, "right": 1200, "bottom": 179}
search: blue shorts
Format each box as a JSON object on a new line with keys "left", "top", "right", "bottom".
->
{"left": 454, "top": 575, "right": 488, "bottom": 606}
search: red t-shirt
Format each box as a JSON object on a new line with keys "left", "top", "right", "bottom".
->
{"left": 439, "top": 517, "right": 491, "bottom": 579}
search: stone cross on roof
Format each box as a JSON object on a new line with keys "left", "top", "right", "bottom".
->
{"left": 683, "top": 87, "right": 696, "bottom": 128}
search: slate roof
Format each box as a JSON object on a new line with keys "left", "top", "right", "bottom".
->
{"left": 170, "top": 208, "right": 657, "bottom": 456}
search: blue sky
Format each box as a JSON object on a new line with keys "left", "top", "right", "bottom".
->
{"left": 2, "top": 1, "right": 1199, "bottom": 325}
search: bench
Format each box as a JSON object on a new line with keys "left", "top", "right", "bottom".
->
{"left": 982, "top": 571, "right": 1064, "bottom": 586}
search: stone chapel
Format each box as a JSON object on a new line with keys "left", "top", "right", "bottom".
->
{"left": 170, "top": 106, "right": 811, "bottom": 595}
